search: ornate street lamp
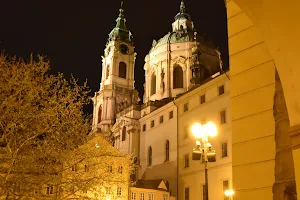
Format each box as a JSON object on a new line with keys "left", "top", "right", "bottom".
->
{"left": 191, "top": 121, "right": 217, "bottom": 200}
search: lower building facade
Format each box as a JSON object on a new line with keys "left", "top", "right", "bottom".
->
{"left": 175, "top": 74, "right": 232, "bottom": 200}
{"left": 109, "top": 73, "right": 232, "bottom": 200}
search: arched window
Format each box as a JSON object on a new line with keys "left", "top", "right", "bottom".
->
{"left": 122, "top": 127, "right": 126, "bottom": 141}
{"left": 148, "top": 146, "right": 152, "bottom": 166}
{"left": 151, "top": 73, "right": 156, "bottom": 95}
{"left": 98, "top": 105, "right": 102, "bottom": 124}
{"left": 165, "top": 140, "right": 170, "bottom": 161}
{"left": 119, "top": 62, "right": 127, "bottom": 79}
{"left": 173, "top": 66, "right": 183, "bottom": 89}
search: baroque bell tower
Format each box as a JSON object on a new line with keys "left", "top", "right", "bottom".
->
{"left": 92, "top": 3, "right": 139, "bottom": 132}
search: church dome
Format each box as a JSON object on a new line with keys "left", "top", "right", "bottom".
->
{"left": 149, "top": 1, "right": 196, "bottom": 53}
{"left": 150, "top": 31, "right": 194, "bottom": 52}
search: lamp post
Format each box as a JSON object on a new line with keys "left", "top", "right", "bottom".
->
{"left": 191, "top": 122, "right": 217, "bottom": 200}
{"left": 224, "top": 189, "right": 234, "bottom": 200}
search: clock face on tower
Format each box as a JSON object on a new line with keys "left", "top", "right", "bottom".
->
{"left": 119, "top": 44, "right": 129, "bottom": 54}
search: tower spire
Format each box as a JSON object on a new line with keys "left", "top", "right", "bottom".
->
{"left": 108, "top": 2, "right": 133, "bottom": 44}
{"left": 180, "top": 0, "right": 186, "bottom": 13}
{"left": 174, "top": 0, "right": 191, "bottom": 20}
{"left": 119, "top": 1, "right": 124, "bottom": 16}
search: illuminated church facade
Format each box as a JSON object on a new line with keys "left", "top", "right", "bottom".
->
{"left": 92, "top": 2, "right": 232, "bottom": 200}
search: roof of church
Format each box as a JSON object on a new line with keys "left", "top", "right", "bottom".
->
{"left": 108, "top": 2, "right": 133, "bottom": 44}
{"left": 83, "top": 133, "right": 125, "bottom": 157}
{"left": 134, "top": 179, "right": 168, "bottom": 191}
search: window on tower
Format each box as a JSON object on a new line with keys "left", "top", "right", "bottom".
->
{"left": 173, "top": 65, "right": 183, "bottom": 89}
{"left": 119, "top": 62, "right": 127, "bottom": 79}
{"left": 151, "top": 73, "right": 156, "bottom": 95}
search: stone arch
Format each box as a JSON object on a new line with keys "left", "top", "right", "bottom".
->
{"left": 119, "top": 62, "right": 127, "bottom": 79}
{"left": 227, "top": 0, "right": 300, "bottom": 198}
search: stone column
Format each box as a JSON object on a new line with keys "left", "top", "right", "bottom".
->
{"left": 273, "top": 70, "right": 296, "bottom": 200}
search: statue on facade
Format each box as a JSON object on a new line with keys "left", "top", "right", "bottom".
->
{"left": 152, "top": 40, "right": 157, "bottom": 47}
{"left": 131, "top": 90, "right": 140, "bottom": 105}
{"left": 160, "top": 68, "right": 165, "bottom": 93}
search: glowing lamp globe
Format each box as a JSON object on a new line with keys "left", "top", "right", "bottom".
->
{"left": 224, "top": 190, "right": 234, "bottom": 196}
{"left": 191, "top": 123, "right": 204, "bottom": 139}
{"left": 205, "top": 121, "right": 217, "bottom": 137}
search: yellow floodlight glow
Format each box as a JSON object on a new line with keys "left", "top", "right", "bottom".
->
{"left": 205, "top": 121, "right": 217, "bottom": 137}
{"left": 224, "top": 189, "right": 234, "bottom": 196}
{"left": 191, "top": 123, "right": 204, "bottom": 139}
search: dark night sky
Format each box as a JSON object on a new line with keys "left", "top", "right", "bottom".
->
{"left": 0, "top": 0, "right": 228, "bottom": 113}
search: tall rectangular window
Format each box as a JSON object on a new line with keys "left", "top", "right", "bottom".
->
{"left": 184, "top": 103, "right": 189, "bottom": 112}
{"left": 140, "top": 192, "right": 145, "bottom": 200}
{"left": 46, "top": 184, "right": 54, "bottom": 195}
{"left": 219, "top": 85, "right": 225, "bottom": 95}
{"left": 148, "top": 193, "right": 154, "bottom": 200}
{"left": 223, "top": 180, "right": 229, "bottom": 200}
{"left": 143, "top": 124, "right": 146, "bottom": 132}
{"left": 71, "top": 164, "right": 77, "bottom": 172}
{"left": 184, "top": 126, "right": 189, "bottom": 139}
{"left": 220, "top": 110, "right": 226, "bottom": 124}
{"left": 203, "top": 185, "right": 208, "bottom": 200}
{"left": 222, "top": 142, "right": 228, "bottom": 158}
{"left": 106, "top": 187, "right": 111, "bottom": 195}
{"left": 131, "top": 192, "right": 137, "bottom": 200}
{"left": 118, "top": 166, "right": 123, "bottom": 174}
{"left": 84, "top": 165, "right": 88, "bottom": 172}
{"left": 163, "top": 194, "right": 168, "bottom": 200}
{"left": 117, "top": 187, "right": 122, "bottom": 196}
{"left": 200, "top": 94, "right": 206, "bottom": 104}
{"left": 184, "top": 188, "right": 189, "bottom": 200}
{"left": 169, "top": 111, "right": 174, "bottom": 119}
{"left": 107, "top": 165, "right": 112, "bottom": 173}
{"left": 151, "top": 120, "right": 155, "bottom": 128}
{"left": 184, "top": 154, "right": 189, "bottom": 168}
{"left": 160, "top": 115, "right": 164, "bottom": 124}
